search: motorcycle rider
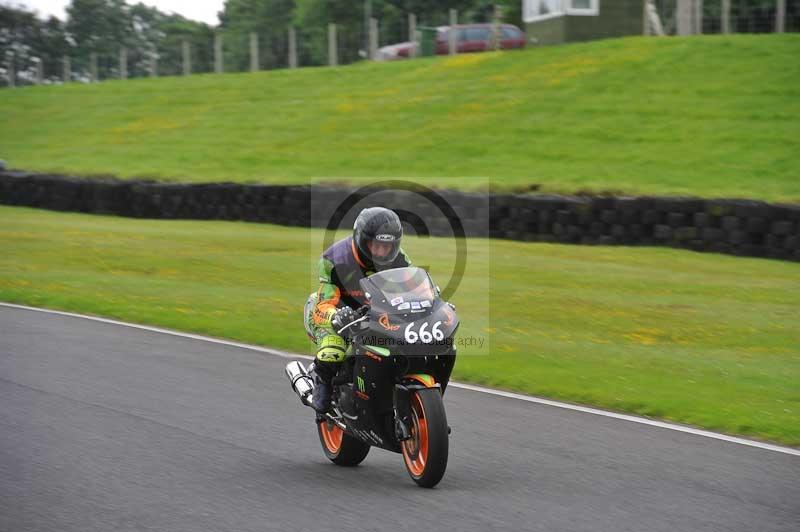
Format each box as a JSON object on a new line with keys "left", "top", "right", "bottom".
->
{"left": 304, "top": 207, "right": 412, "bottom": 413}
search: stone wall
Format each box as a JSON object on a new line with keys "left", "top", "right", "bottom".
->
{"left": 1, "top": 171, "right": 798, "bottom": 261}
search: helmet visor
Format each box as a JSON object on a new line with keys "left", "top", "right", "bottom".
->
{"left": 367, "top": 238, "right": 400, "bottom": 266}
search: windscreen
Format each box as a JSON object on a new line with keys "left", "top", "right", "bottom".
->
{"left": 367, "top": 267, "right": 435, "bottom": 305}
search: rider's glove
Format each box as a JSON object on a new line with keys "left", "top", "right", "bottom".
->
{"left": 331, "top": 306, "right": 358, "bottom": 334}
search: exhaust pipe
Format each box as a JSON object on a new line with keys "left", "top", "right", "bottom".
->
{"left": 285, "top": 361, "right": 314, "bottom": 407}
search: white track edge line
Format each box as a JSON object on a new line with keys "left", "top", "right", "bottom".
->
{"left": 2, "top": 301, "right": 798, "bottom": 457}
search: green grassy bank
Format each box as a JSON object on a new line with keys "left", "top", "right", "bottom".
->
{"left": 1, "top": 35, "right": 799, "bottom": 201}
{"left": 2, "top": 205, "right": 798, "bottom": 445}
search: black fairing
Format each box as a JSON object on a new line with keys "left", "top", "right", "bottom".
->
{"left": 329, "top": 268, "right": 458, "bottom": 454}
{"left": 358, "top": 300, "right": 458, "bottom": 356}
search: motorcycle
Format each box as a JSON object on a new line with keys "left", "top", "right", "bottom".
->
{"left": 285, "top": 266, "right": 459, "bottom": 488}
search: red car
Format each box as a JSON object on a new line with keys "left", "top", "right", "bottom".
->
{"left": 377, "top": 24, "right": 526, "bottom": 60}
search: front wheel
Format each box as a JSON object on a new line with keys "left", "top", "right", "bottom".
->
{"left": 317, "top": 419, "right": 370, "bottom": 466}
{"left": 402, "top": 388, "right": 449, "bottom": 488}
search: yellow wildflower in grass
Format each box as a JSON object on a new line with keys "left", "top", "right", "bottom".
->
{"left": 442, "top": 53, "right": 495, "bottom": 69}
{"left": 623, "top": 328, "right": 666, "bottom": 346}
{"left": 461, "top": 103, "right": 485, "bottom": 112}
{"left": 335, "top": 102, "right": 360, "bottom": 113}
{"left": 0, "top": 279, "right": 31, "bottom": 288}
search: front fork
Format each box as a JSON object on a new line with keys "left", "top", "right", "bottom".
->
{"left": 394, "top": 384, "right": 413, "bottom": 441}
{"left": 394, "top": 381, "right": 442, "bottom": 441}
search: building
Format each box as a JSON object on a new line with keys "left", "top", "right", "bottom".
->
{"left": 523, "top": 0, "right": 647, "bottom": 45}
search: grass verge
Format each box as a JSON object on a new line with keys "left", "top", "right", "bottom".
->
{"left": 2, "top": 205, "right": 799, "bottom": 445}
{"left": 1, "top": 35, "right": 799, "bottom": 201}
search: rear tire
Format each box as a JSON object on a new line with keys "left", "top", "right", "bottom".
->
{"left": 401, "top": 388, "right": 449, "bottom": 488}
{"left": 317, "top": 419, "right": 370, "bottom": 466}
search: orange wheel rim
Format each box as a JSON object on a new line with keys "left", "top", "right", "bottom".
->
{"left": 402, "top": 393, "right": 428, "bottom": 477}
{"left": 320, "top": 420, "right": 343, "bottom": 454}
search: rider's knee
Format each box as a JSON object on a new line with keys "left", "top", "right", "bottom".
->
{"left": 316, "top": 334, "right": 347, "bottom": 363}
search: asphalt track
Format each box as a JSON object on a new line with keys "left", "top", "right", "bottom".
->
{"left": 1, "top": 306, "right": 798, "bottom": 532}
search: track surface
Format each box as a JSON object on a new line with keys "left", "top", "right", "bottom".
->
{"left": 1, "top": 306, "right": 798, "bottom": 532}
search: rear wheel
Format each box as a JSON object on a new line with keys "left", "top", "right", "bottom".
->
{"left": 402, "top": 388, "right": 449, "bottom": 488}
{"left": 317, "top": 419, "right": 370, "bottom": 466}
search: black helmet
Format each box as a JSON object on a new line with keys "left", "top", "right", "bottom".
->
{"left": 353, "top": 207, "right": 403, "bottom": 267}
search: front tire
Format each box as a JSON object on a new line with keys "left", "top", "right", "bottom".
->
{"left": 402, "top": 388, "right": 449, "bottom": 488}
{"left": 317, "top": 419, "right": 370, "bottom": 466}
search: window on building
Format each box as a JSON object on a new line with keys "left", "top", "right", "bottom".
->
{"left": 524, "top": 0, "right": 564, "bottom": 22}
{"left": 566, "top": 0, "right": 599, "bottom": 16}
{"left": 524, "top": 0, "right": 600, "bottom": 21}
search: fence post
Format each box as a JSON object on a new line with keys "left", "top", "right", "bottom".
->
{"left": 328, "top": 23, "right": 338, "bottom": 66}
{"left": 363, "top": 0, "right": 372, "bottom": 58}
{"left": 369, "top": 18, "right": 378, "bottom": 60}
{"left": 63, "top": 56, "right": 71, "bottom": 83}
{"left": 288, "top": 27, "right": 298, "bottom": 68}
{"left": 120, "top": 47, "right": 128, "bottom": 79}
{"left": 150, "top": 55, "right": 157, "bottom": 77}
{"left": 182, "top": 40, "right": 191, "bottom": 76}
{"left": 645, "top": 0, "right": 665, "bottom": 35}
{"left": 776, "top": 0, "right": 786, "bottom": 32}
{"left": 90, "top": 52, "right": 98, "bottom": 82}
{"left": 676, "top": 0, "right": 693, "bottom": 35}
{"left": 214, "top": 33, "right": 223, "bottom": 73}
{"left": 491, "top": 4, "right": 502, "bottom": 50}
{"left": 36, "top": 59, "right": 43, "bottom": 84}
{"left": 250, "top": 32, "right": 259, "bottom": 72}
{"left": 408, "top": 13, "right": 417, "bottom": 58}
{"left": 693, "top": 0, "right": 703, "bottom": 34}
{"left": 721, "top": 0, "right": 731, "bottom": 33}
{"left": 7, "top": 53, "right": 14, "bottom": 88}
{"left": 449, "top": 9, "right": 458, "bottom": 55}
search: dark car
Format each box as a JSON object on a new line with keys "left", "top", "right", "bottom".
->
{"left": 377, "top": 24, "right": 526, "bottom": 61}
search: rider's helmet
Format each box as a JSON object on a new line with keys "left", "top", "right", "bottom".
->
{"left": 353, "top": 207, "right": 403, "bottom": 267}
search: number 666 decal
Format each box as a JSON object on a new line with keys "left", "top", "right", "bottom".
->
{"left": 404, "top": 321, "right": 445, "bottom": 344}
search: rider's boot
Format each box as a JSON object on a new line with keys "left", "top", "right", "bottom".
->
{"left": 312, "top": 376, "right": 332, "bottom": 414}
{"left": 311, "top": 358, "right": 338, "bottom": 414}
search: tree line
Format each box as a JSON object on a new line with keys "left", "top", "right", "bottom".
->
{"left": 2, "top": 0, "right": 796, "bottom": 85}
{"left": 2, "top": 0, "right": 214, "bottom": 83}
{"left": 1, "top": 0, "right": 523, "bottom": 84}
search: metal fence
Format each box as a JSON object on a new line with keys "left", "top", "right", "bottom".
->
{"left": 2, "top": 1, "right": 798, "bottom": 88}
{"left": 0, "top": 6, "right": 461, "bottom": 88}
{"left": 650, "top": 0, "right": 799, "bottom": 35}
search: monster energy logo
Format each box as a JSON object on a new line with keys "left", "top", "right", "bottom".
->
{"left": 357, "top": 376, "right": 366, "bottom": 393}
